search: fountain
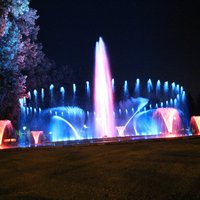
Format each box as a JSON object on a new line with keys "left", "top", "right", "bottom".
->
{"left": 190, "top": 116, "right": 200, "bottom": 135}
{"left": 0, "top": 120, "right": 16, "bottom": 146}
{"left": 31, "top": 131, "right": 43, "bottom": 145}
{"left": 17, "top": 37, "right": 191, "bottom": 147}
{"left": 94, "top": 37, "right": 116, "bottom": 138}
{"left": 153, "top": 108, "right": 182, "bottom": 136}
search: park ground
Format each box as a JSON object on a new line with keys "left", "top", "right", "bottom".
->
{"left": 0, "top": 136, "right": 200, "bottom": 200}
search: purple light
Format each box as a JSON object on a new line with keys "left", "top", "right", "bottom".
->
{"left": 94, "top": 37, "right": 116, "bottom": 138}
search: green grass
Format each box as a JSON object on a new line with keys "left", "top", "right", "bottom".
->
{"left": 1, "top": 137, "right": 200, "bottom": 200}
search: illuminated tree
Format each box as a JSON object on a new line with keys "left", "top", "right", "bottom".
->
{"left": 16, "top": 6, "right": 51, "bottom": 90}
{"left": 0, "top": 0, "right": 49, "bottom": 127}
{"left": 0, "top": 0, "right": 73, "bottom": 127}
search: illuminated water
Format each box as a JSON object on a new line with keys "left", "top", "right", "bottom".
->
{"left": 15, "top": 37, "right": 193, "bottom": 147}
{"left": 31, "top": 131, "right": 43, "bottom": 145}
{"left": 190, "top": 116, "right": 200, "bottom": 135}
{"left": 0, "top": 120, "right": 16, "bottom": 146}
{"left": 94, "top": 37, "right": 116, "bottom": 138}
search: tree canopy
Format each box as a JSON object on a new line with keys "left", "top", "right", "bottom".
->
{"left": 0, "top": 0, "right": 51, "bottom": 127}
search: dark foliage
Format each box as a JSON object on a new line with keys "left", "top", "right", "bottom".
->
{"left": 0, "top": 0, "right": 53, "bottom": 127}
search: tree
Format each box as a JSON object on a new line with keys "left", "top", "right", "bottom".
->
{"left": 0, "top": 0, "right": 50, "bottom": 127}
{"left": 0, "top": 0, "right": 73, "bottom": 128}
{"left": 15, "top": 6, "right": 51, "bottom": 90}
{"left": 0, "top": 1, "right": 26, "bottom": 127}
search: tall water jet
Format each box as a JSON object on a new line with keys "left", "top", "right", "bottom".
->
{"left": 171, "top": 82, "right": 176, "bottom": 96}
{"left": 41, "top": 88, "right": 44, "bottom": 104}
{"left": 180, "top": 86, "right": 183, "bottom": 94}
{"left": 33, "top": 89, "right": 38, "bottom": 108}
{"left": 73, "top": 83, "right": 76, "bottom": 105}
{"left": 94, "top": 37, "right": 116, "bottom": 138}
{"left": 164, "top": 81, "right": 169, "bottom": 94}
{"left": 60, "top": 86, "right": 65, "bottom": 105}
{"left": 123, "top": 80, "right": 129, "bottom": 99}
{"left": 86, "top": 81, "right": 90, "bottom": 97}
{"left": 176, "top": 84, "right": 180, "bottom": 93}
{"left": 112, "top": 78, "right": 115, "bottom": 93}
{"left": 49, "top": 84, "right": 54, "bottom": 107}
{"left": 156, "top": 80, "right": 161, "bottom": 97}
{"left": 182, "top": 91, "right": 186, "bottom": 102}
{"left": 170, "top": 98, "right": 173, "bottom": 107}
{"left": 147, "top": 79, "right": 153, "bottom": 96}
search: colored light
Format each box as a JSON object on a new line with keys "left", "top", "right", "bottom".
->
{"left": 190, "top": 116, "right": 200, "bottom": 134}
{"left": 154, "top": 108, "right": 181, "bottom": 135}
{"left": 31, "top": 131, "right": 43, "bottom": 145}
{"left": 0, "top": 120, "right": 14, "bottom": 145}
{"left": 94, "top": 37, "right": 116, "bottom": 138}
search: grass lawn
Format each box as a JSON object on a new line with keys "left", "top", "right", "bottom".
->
{"left": 0, "top": 137, "right": 200, "bottom": 200}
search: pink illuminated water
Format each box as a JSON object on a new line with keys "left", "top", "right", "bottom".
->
{"left": 190, "top": 116, "right": 200, "bottom": 134}
{"left": 31, "top": 131, "right": 43, "bottom": 145}
{"left": 0, "top": 120, "right": 13, "bottom": 145}
{"left": 154, "top": 108, "right": 181, "bottom": 135}
{"left": 94, "top": 37, "right": 116, "bottom": 138}
{"left": 116, "top": 126, "right": 126, "bottom": 137}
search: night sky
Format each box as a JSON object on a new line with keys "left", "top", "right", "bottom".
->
{"left": 30, "top": 0, "right": 200, "bottom": 99}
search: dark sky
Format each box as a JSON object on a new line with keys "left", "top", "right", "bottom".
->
{"left": 30, "top": 0, "right": 200, "bottom": 98}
